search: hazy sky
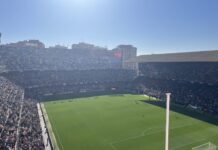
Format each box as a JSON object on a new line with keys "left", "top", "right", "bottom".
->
{"left": 0, "top": 0, "right": 218, "bottom": 55}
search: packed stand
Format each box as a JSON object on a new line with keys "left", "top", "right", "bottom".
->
{"left": 3, "top": 69, "right": 135, "bottom": 88}
{"left": 0, "top": 43, "right": 122, "bottom": 72}
{"left": 0, "top": 76, "right": 44, "bottom": 150}
{"left": 2, "top": 70, "right": 135, "bottom": 99}
{"left": 136, "top": 77, "right": 218, "bottom": 115}
{"left": 18, "top": 99, "right": 44, "bottom": 150}
{"left": 139, "top": 62, "right": 218, "bottom": 85}
{"left": 0, "top": 76, "right": 23, "bottom": 149}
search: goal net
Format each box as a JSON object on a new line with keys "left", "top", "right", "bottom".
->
{"left": 192, "top": 142, "right": 217, "bottom": 150}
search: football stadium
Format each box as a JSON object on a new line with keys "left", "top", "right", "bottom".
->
{"left": 0, "top": 40, "right": 217, "bottom": 150}
{"left": 1, "top": 0, "right": 218, "bottom": 150}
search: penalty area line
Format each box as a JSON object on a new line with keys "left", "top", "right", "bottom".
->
{"left": 109, "top": 122, "right": 196, "bottom": 149}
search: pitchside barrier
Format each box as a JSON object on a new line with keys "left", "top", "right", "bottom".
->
{"left": 192, "top": 142, "right": 217, "bottom": 150}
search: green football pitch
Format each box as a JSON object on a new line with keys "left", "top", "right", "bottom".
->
{"left": 44, "top": 94, "right": 218, "bottom": 150}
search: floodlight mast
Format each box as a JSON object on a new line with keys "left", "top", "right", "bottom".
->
{"left": 165, "top": 93, "right": 171, "bottom": 150}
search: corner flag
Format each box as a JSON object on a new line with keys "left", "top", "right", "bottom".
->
{"left": 165, "top": 93, "right": 171, "bottom": 150}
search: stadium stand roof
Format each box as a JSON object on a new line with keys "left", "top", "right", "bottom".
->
{"left": 128, "top": 50, "right": 218, "bottom": 63}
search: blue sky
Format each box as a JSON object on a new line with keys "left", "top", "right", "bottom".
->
{"left": 0, "top": 0, "right": 218, "bottom": 54}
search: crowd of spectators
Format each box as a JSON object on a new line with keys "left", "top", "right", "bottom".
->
{"left": 0, "top": 76, "right": 23, "bottom": 149}
{"left": 18, "top": 99, "right": 44, "bottom": 149}
{"left": 139, "top": 62, "right": 218, "bottom": 85}
{"left": 0, "top": 43, "right": 122, "bottom": 72}
{"left": 3, "top": 69, "right": 135, "bottom": 88}
{"left": 136, "top": 76, "right": 218, "bottom": 115}
{"left": 0, "top": 76, "right": 44, "bottom": 150}
{"left": 2, "top": 69, "right": 135, "bottom": 99}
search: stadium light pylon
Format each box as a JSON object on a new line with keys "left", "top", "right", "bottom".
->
{"left": 165, "top": 93, "right": 171, "bottom": 150}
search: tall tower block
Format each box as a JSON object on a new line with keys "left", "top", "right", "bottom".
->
{"left": 112, "top": 45, "right": 137, "bottom": 70}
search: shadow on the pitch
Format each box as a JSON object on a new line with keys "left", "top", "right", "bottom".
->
{"left": 141, "top": 100, "right": 218, "bottom": 126}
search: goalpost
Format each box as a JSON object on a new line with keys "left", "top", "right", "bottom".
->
{"left": 192, "top": 142, "right": 217, "bottom": 150}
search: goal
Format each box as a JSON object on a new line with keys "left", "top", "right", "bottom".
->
{"left": 192, "top": 142, "right": 217, "bottom": 150}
